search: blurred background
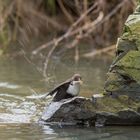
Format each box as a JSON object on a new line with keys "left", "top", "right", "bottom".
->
{"left": 0, "top": 1, "right": 139, "bottom": 139}
{"left": 0, "top": 0, "right": 137, "bottom": 95}
{"left": 0, "top": 0, "right": 135, "bottom": 56}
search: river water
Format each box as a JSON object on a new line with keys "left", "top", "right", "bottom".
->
{"left": 0, "top": 55, "right": 139, "bottom": 140}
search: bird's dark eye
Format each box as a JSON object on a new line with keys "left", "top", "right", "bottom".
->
{"left": 74, "top": 77, "right": 81, "bottom": 81}
{"left": 70, "top": 82, "right": 73, "bottom": 85}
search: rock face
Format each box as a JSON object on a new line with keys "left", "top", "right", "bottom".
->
{"left": 40, "top": 3, "right": 140, "bottom": 126}
{"left": 40, "top": 96, "right": 140, "bottom": 126}
{"left": 105, "top": 3, "right": 140, "bottom": 100}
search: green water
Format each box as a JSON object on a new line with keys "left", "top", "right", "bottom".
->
{"left": 0, "top": 55, "right": 139, "bottom": 140}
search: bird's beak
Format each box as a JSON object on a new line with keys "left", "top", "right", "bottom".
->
{"left": 73, "top": 79, "right": 83, "bottom": 85}
{"left": 79, "top": 79, "right": 83, "bottom": 85}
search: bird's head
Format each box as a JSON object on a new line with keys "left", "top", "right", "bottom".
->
{"left": 71, "top": 74, "right": 83, "bottom": 85}
{"left": 67, "top": 74, "right": 82, "bottom": 96}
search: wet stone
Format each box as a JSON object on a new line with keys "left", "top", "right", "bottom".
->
{"left": 40, "top": 96, "right": 140, "bottom": 126}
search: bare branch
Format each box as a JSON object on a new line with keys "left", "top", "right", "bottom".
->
{"left": 32, "top": 2, "right": 98, "bottom": 55}
{"left": 33, "top": 0, "right": 131, "bottom": 77}
{"left": 83, "top": 45, "right": 115, "bottom": 58}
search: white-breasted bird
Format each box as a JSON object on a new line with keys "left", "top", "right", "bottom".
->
{"left": 45, "top": 74, "right": 83, "bottom": 102}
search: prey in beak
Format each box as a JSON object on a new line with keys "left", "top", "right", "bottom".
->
{"left": 71, "top": 76, "right": 83, "bottom": 85}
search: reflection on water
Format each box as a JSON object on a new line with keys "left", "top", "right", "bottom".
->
{"left": 0, "top": 124, "right": 140, "bottom": 140}
{"left": 0, "top": 55, "right": 139, "bottom": 140}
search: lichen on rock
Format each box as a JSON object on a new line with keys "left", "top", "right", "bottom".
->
{"left": 105, "top": 3, "right": 140, "bottom": 100}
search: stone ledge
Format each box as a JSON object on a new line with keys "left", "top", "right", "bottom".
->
{"left": 40, "top": 96, "right": 140, "bottom": 126}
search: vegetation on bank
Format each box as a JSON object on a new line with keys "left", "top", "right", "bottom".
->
{"left": 0, "top": 0, "right": 136, "bottom": 77}
{"left": 0, "top": 0, "right": 136, "bottom": 50}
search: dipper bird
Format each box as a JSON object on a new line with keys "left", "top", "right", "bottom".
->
{"left": 45, "top": 74, "right": 83, "bottom": 102}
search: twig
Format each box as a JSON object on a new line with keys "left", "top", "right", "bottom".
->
{"left": 32, "top": 3, "right": 98, "bottom": 55}
{"left": 66, "top": 12, "right": 103, "bottom": 49}
{"left": 34, "top": 0, "right": 127, "bottom": 77}
{"left": 42, "top": 12, "right": 103, "bottom": 77}
{"left": 64, "top": 2, "right": 98, "bottom": 38}
{"left": 84, "top": 0, "right": 126, "bottom": 38}
{"left": 83, "top": 45, "right": 115, "bottom": 58}
{"left": 66, "top": 0, "right": 126, "bottom": 50}
{"left": 43, "top": 40, "right": 58, "bottom": 78}
{"left": 21, "top": 49, "right": 43, "bottom": 75}
{"left": 32, "top": 0, "right": 125, "bottom": 55}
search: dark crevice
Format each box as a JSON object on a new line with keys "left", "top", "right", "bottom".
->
{"left": 120, "top": 74, "right": 136, "bottom": 84}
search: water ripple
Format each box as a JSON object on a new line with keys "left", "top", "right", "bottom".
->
{"left": 0, "top": 82, "right": 21, "bottom": 89}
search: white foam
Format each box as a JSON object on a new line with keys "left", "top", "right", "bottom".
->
{"left": 41, "top": 97, "right": 86, "bottom": 121}
{"left": 0, "top": 82, "right": 20, "bottom": 89}
{"left": 41, "top": 102, "right": 63, "bottom": 120}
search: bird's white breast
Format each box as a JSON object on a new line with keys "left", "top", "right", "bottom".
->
{"left": 66, "top": 83, "right": 80, "bottom": 96}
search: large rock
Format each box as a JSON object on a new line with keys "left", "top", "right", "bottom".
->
{"left": 40, "top": 96, "right": 140, "bottom": 126}
{"left": 105, "top": 3, "right": 140, "bottom": 100}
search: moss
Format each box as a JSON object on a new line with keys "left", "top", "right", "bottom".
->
{"left": 121, "top": 12, "right": 140, "bottom": 50}
{"left": 116, "top": 38, "right": 137, "bottom": 53}
{"left": 105, "top": 72, "right": 125, "bottom": 91}
{"left": 137, "top": 1, "right": 140, "bottom": 5}
{"left": 123, "top": 25, "right": 132, "bottom": 34}
{"left": 117, "top": 51, "right": 140, "bottom": 69}
{"left": 94, "top": 95, "right": 140, "bottom": 113}
{"left": 118, "top": 95, "right": 129, "bottom": 101}
{"left": 115, "top": 50, "right": 140, "bottom": 82}
{"left": 126, "top": 14, "right": 140, "bottom": 32}
{"left": 126, "top": 14, "right": 140, "bottom": 25}
{"left": 105, "top": 50, "right": 140, "bottom": 92}
{"left": 105, "top": 83, "right": 119, "bottom": 91}
{"left": 83, "top": 96, "right": 129, "bottom": 113}
{"left": 96, "top": 97, "right": 126, "bottom": 113}
{"left": 122, "top": 68, "right": 140, "bottom": 84}
{"left": 84, "top": 100, "right": 96, "bottom": 111}
{"left": 104, "top": 2, "right": 140, "bottom": 113}
{"left": 118, "top": 95, "right": 140, "bottom": 111}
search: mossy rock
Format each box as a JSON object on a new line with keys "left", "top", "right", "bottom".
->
{"left": 122, "top": 8, "right": 140, "bottom": 50}
{"left": 116, "top": 38, "right": 137, "bottom": 54}
{"left": 116, "top": 51, "right": 140, "bottom": 69}
{"left": 105, "top": 4, "right": 140, "bottom": 98}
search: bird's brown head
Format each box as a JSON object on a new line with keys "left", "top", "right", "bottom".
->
{"left": 72, "top": 74, "right": 83, "bottom": 84}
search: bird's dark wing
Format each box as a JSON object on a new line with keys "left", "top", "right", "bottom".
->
{"left": 46, "top": 80, "right": 71, "bottom": 97}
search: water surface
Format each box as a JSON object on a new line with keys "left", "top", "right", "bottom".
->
{"left": 0, "top": 55, "right": 139, "bottom": 140}
{"left": 0, "top": 124, "right": 140, "bottom": 140}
